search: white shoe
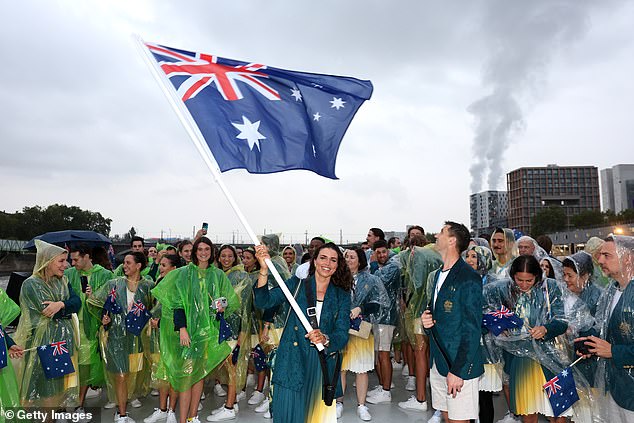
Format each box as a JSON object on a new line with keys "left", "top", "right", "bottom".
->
{"left": 405, "top": 376, "right": 416, "bottom": 391}
{"left": 74, "top": 407, "right": 91, "bottom": 423}
{"left": 336, "top": 402, "right": 343, "bottom": 419}
{"left": 188, "top": 417, "right": 201, "bottom": 423}
{"left": 198, "top": 402, "right": 203, "bottom": 412}
{"left": 144, "top": 408, "right": 168, "bottom": 423}
{"left": 367, "top": 385, "right": 382, "bottom": 397}
{"left": 401, "top": 364, "right": 409, "bottom": 376}
{"left": 246, "top": 373, "right": 256, "bottom": 387}
{"left": 166, "top": 411, "right": 177, "bottom": 423}
{"left": 206, "top": 407, "right": 236, "bottom": 421}
{"left": 254, "top": 400, "right": 269, "bottom": 413}
{"left": 130, "top": 398, "right": 142, "bottom": 408}
{"left": 496, "top": 412, "right": 521, "bottom": 423}
{"left": 248, "top": 390, "right": 266, "bottom": 405}
{"left": 391, "top": 359, "right": 403, "bottom": 370}
{"left": 357, "top": 404, "right": 372, "bottom": 421}
{"left": 366, "top": 387, "right": 391, "bottom": 404}
{"left": 151, "top": 389, "right": 160, "bottom": 397}
{"left": 115, "top": 416, "right": 136, "bottom": 423}
{"left": 85, "top": 387, "right": 101, "bottom": 399}
{"left": 201, "top": 392, "right": 206, "bottom": 400}
{"left": 427, "top": 410, "right": 442, "bottom": 423}
{"left": 214, "top": 383, "right": 227, "bottom": 397}
{"left": 263, "top": 410, "right": 271, "bottom": 419}
{"left": 398, "top": 395, "right": 428, "bottom": 411}
{"left": 236, "top": 390, "right": 246, "bottom": 402}
{"left": 104, "top": 401, "right": 117, "bottom": 409}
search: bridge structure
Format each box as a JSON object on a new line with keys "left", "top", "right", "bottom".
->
{"left": 0, "top": 239, "right": 27, "bottom": 253}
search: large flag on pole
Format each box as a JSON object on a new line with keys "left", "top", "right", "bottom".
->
{"left": 145, "top": 42, "right": 373, "bottom": 179}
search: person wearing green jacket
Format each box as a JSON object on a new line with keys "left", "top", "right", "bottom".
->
{"left": 0, "top": 289, "right": 21, "bottom": 423}
{"left": 152, "top": 237, "right": 240, "bottom": 423}
{"left": 65, "top": 244, "right": 114, "bottom": 411}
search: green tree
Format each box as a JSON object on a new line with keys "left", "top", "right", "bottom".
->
{"left": 530, "top": 206, "right": 567, "bottom": 237}
{"left": 570, "top": 210, "right": 605, "bottom": 228}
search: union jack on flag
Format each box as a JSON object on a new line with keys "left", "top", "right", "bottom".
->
{"left": 37, "top": 340, "right": 75, "bottom": 379}
{"left": 130, "top": 300, "right": 146, "bottom": 317}
{"left": 482, "top": 306, "right": 523, "bottom": 336}
{"left": 125, "top": 300, "right": 151, "bottom": 336}
{"left": 104, "top": 287, "right": 122, "bottom": 315}
{"left": 145, "top": 42, "right": 373, "bottom": 179}
{"left": 492, "top": 305, "right": 513, "bottom": 318}
{"left": 543, "top": 376, "right": 561, "bottom": 397}
{"left": 51, "top": 340, "right": 69, "bottom": 356}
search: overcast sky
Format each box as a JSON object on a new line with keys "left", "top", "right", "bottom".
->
{"left": 0, "top": 0, "right": 632, "bottom": 244}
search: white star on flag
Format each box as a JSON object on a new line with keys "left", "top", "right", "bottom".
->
{"left": 290, "top": 88, "right": 302, "bottom": 101}
{"left": 330, "top": 97, "right": 346, "bottom": 110}
{"left": 561, "top": 369, "right": 568, "bottom": 377}
{"left": 313, "top": 112, "right": 322, "bottom": 121}
{"left": 232, "top": 116, "right": 266, "bottom": 151}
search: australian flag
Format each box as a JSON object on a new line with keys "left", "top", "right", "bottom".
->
{"left": 252, "top": 344, "right": 268, "bottom": 372}
{"left": 37, "top": 340, "right": 75, "bottom": 379}
{"left": 350, "top": 316, "right": 362, "bottom": 331}
{"left": 482, "top": 306, "right": 523, "bottom": 336}
{"left": 543, "top": 367, "right": 579, "bottom": 416}
{"left": 0, "top": 325, "right": 7, "bottom": 369}
{"left": 231, "top": 344, "right": 240, "bottom": 365}
{"left": 125, "top": 300, "right": 152, "bottom": 336}
{"left": 104, "top": 287, "right": 123, "bottom": 315}
{"left": 217, "top": 312, "right": 233, "bottom": 343}
{"left": 145, "top": 42, "right": 373, "bottom": 179}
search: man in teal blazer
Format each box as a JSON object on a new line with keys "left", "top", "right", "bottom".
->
{"left": 422, "top": 221, "right": 484, "bottom": 423}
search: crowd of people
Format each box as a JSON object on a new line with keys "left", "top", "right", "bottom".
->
{"left": 0, "top": 223, "right": 633, "bottom": 423}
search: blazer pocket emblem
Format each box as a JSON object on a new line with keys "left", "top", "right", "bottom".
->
{"left": 620, "top": 321, "right": 631, "bottom": 337}
{"left": 444, "top": 300, "right": 453, "bottom": 313}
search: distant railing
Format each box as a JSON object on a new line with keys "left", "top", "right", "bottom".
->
{"left": 0, "top": 239, "right": 28, "bottom": 252}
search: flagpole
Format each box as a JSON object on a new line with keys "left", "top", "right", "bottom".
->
{"left": 134, "top": 35, "right": 324, "bottom": 351}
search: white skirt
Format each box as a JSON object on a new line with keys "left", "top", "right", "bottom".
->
{"left": 479, "top": 363, "right": 503, "bottom": 392}
{"left": 342, "top": 333, "right": 374, "bottom": 373}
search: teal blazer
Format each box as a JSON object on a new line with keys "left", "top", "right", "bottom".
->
{"left": 254, "top": 275, "right": 350, "bottom": 392}
{"left": 426, "top": 258, "right": 484, "bottom": 380}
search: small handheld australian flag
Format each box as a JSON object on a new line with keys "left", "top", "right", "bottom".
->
{"left": 126, "top": 300, "right": 152, "bottom": 336}
{"left": 350, "top": 316, "right": 362, "bottom": 331}
{"left": 231, "top": 344, "right": 240, "bottom": 365}
{"left": 217, "top": 312, "right": 233, "bottom": 343}
{"left": 252, "top": 344, "right": 268, "bottom": 372}
{"left": 0, "top": 324, "right": 7, "bottom": 369}
{"left": 543, "top": 367, "right": 579, "bottom": 416}
{"left": 37, "top": 340, "right": 75, "bottom": 379}
{"left": 104, "top": 287, "right": 123, "bottom": 315}
{"left": 482, "top": 306, "right": 523, "bottom": 336}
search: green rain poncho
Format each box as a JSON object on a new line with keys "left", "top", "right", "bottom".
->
{"left": 87, "top": 276, "right": 154, "bottom": 401}
{"left": 0, "top": 290, "right": 20, "bottom": 421}
{"left": 215, "top": 263, "right": 253, "bottom": 390}
{"left": 151, "top": 263, "right": 240, "bottom": 392}
{"left": 399, "top": 245, "right": 443, "bottom": 344}
{"left": 65, "top": 264, "right": 113, "bottom": 387}
{"left": 13, "top": 240, "right": 80, "bottom": 407}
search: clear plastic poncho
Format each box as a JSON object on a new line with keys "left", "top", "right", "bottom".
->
{"left": 585, "top": 237, "right": 611, "bottom": 288}
{"left": 491, "top": 228, "right": 517, "bottom": 278}
{"left": 399, "top": 245, "right": 442, "bottom": 344}
{"left": 351, "top": 270, "right": 390, "bottom": 324}
{"left": 87, "top": 276, "right": 154, "bottom": 401}
{"left": 371, "top": 261, "right": 401, "bottom": 327}
{"left": 591, "top": 235, "right": 634, "bottom": 417}
{"left": 65, "top": 264, "right": 113, "bottom": 387}
{"left": 517, "top": 236, "right": 549, "bottom": 263}
{"left": 0, "top": 290, "right": 20, "bottom": 418}
{"left": 150, "top": 263, "right": 240, "bottom": 392}
{"left": 13, "top": 240, "right": 80, "bottom": 407}
{"left": 541, "top": 256, "right": 563, "bottom": 282}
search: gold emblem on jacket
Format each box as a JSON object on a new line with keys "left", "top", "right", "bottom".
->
{"left": 444, "top": 300, "right": 453, "bottom": 313}
{"left": 620, "top": 321, "right": 631, "bottom": 336}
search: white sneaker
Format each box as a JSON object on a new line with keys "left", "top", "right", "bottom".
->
{"left": 254, "top": 400, "right": 269, "bottom": 413}
{"left": 201, "top": 392, "right": 206, "bottom": 400}
{"left": 401, "top": 363, "right": 409, "bottom": 376}
{"left": 246, "top": 373, "right": 256, "bottom": 387}
{"left": 144, "top": 409, "right": 168, "bottom": 423}
{"left": 391, "top": 359, "right": 403, "bottom": 370}
{"left": 357, "top": 404, "right": 371, "bottom": 421}
{"left": 151, "top": 389, "right": 160, "bottom": 397}
{"left": 74, "top": 407, "right": 91, "bottom": 423}
{"left": 115, "top": 416, "right": 136, "bottom": 423}
{"left": 130, "top": 398, "right": 142, "bottom": 408}
{"left": 405, "top": 376, "right": 416, "bottom": 391}
{"left": 367, "top": 385, "right": 382, "bottom": 397}
{"left": 214, "top": 383, "right": 227, "bottom": 397}
{"left": 85, "top": 387, "right": 101, "bottom": 398}
{"left": 398, "top": 395, "right": 428, "bottom": 411}
{"left": 427, "top": 410, "right": 442, "bottom": 423}
{"left": 366, "top": 387, "right": 391, "bottom": 404}
{"left": 198, "top": 402, "right": 203, "bottom": 411}
{"left": 236, "top": 390, "right": 246, "bottom": 402}
{"left": 206, "top": 407, "right": 236, "bottom": 421}
{"left": 248, "top": 390, "right": 266, "bottom": 405}
{"left": 496, "top": 412, "right": 521, "bottom": 423}
{"left": 188, "top": 417, "right": 201, "bottom": 423}
{"left": 336, "top": 402, "right": 343, "bottom": 419}
{"left": 263, "top": 410, "right": 271, "bottom": 419}
{"left": 104, "top": 401, "right": 117, "bottom": 409}
{"left": 166, "top": 411, "right": 177, "bottom": 423}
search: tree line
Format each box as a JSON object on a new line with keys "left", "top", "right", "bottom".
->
{"left": 0, "top": 204, "right": 112, "bottom": 240}
{"left": 531, "top": 207, "right": 634, "bottom": 237}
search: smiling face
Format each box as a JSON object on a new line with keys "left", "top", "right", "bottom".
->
{"left": 313, "top": 247, "right": 339, "bottom": 280}
{"left": 241, "top": 251, "right": 256, "bottom": 270}
{"left": 148, "top": 247, "right": 158, "bottom": 259}
{"left": 70, "top": 251, "right": 92, "bottom": 271}
{"left": 219, "top": 248, "right": 236, "bottom": 271}
{"left": 283, "top": 248, "right": 295, "bottom": 265}
{"left": 196, "top": 242, "right": 212, "bottom": 266}
{"left": 123, "top": 254, "right": 141, "bottom": 277}
{"left": 180, "top": 244, "right": 192, "bottom": 263}
{"left": 48, "top": 254, "right": 68, "bottom": 278}
{"left": 562, "top": 266, "right": 584, "bottom": 294}
{"left": 514, "top": 271, "right": 537, "bottom": 293}
{"left": 375, "top": 246, "right": 389, "bottom": 265}
{"left": 345, "top": 250, "right": 359, "bottom": 273}
{"left": 159, "top": 257, "right": 176, "bottom": 278}
{"left": 465, "top": 249, "right": 478, "bottom": 271}
{"left": 491, "top": 232, "right": 507, "bottom": 256}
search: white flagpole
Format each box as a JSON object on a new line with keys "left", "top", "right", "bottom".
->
{"left": 134, "top": 35, "right": 324, "bottom": 351}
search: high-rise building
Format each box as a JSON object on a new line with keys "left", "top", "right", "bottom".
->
{"left": 600, "top": 164, "right": 634, "bottom": 213}
{"left": 507, "top": 165, "right": 600, "bottom": 235}
{"left": 470, "top": 191, "right": 508, "bottom": 236}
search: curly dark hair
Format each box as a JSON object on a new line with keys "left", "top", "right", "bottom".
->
{"left": 308, "top": 242, "right": 352, "bottom": 292}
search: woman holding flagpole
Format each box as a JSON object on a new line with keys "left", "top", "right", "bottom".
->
{"left": 13, "top": 239, "right": 81, "bottom": 408}
{"left": 152, "top": 237, "right": 239, "bottom": 423}
{"left": 253, "top": 242, "right": 351, "bottom": 423}
{"left": 88, "top": 251, "right": 154, "bottom": 423}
